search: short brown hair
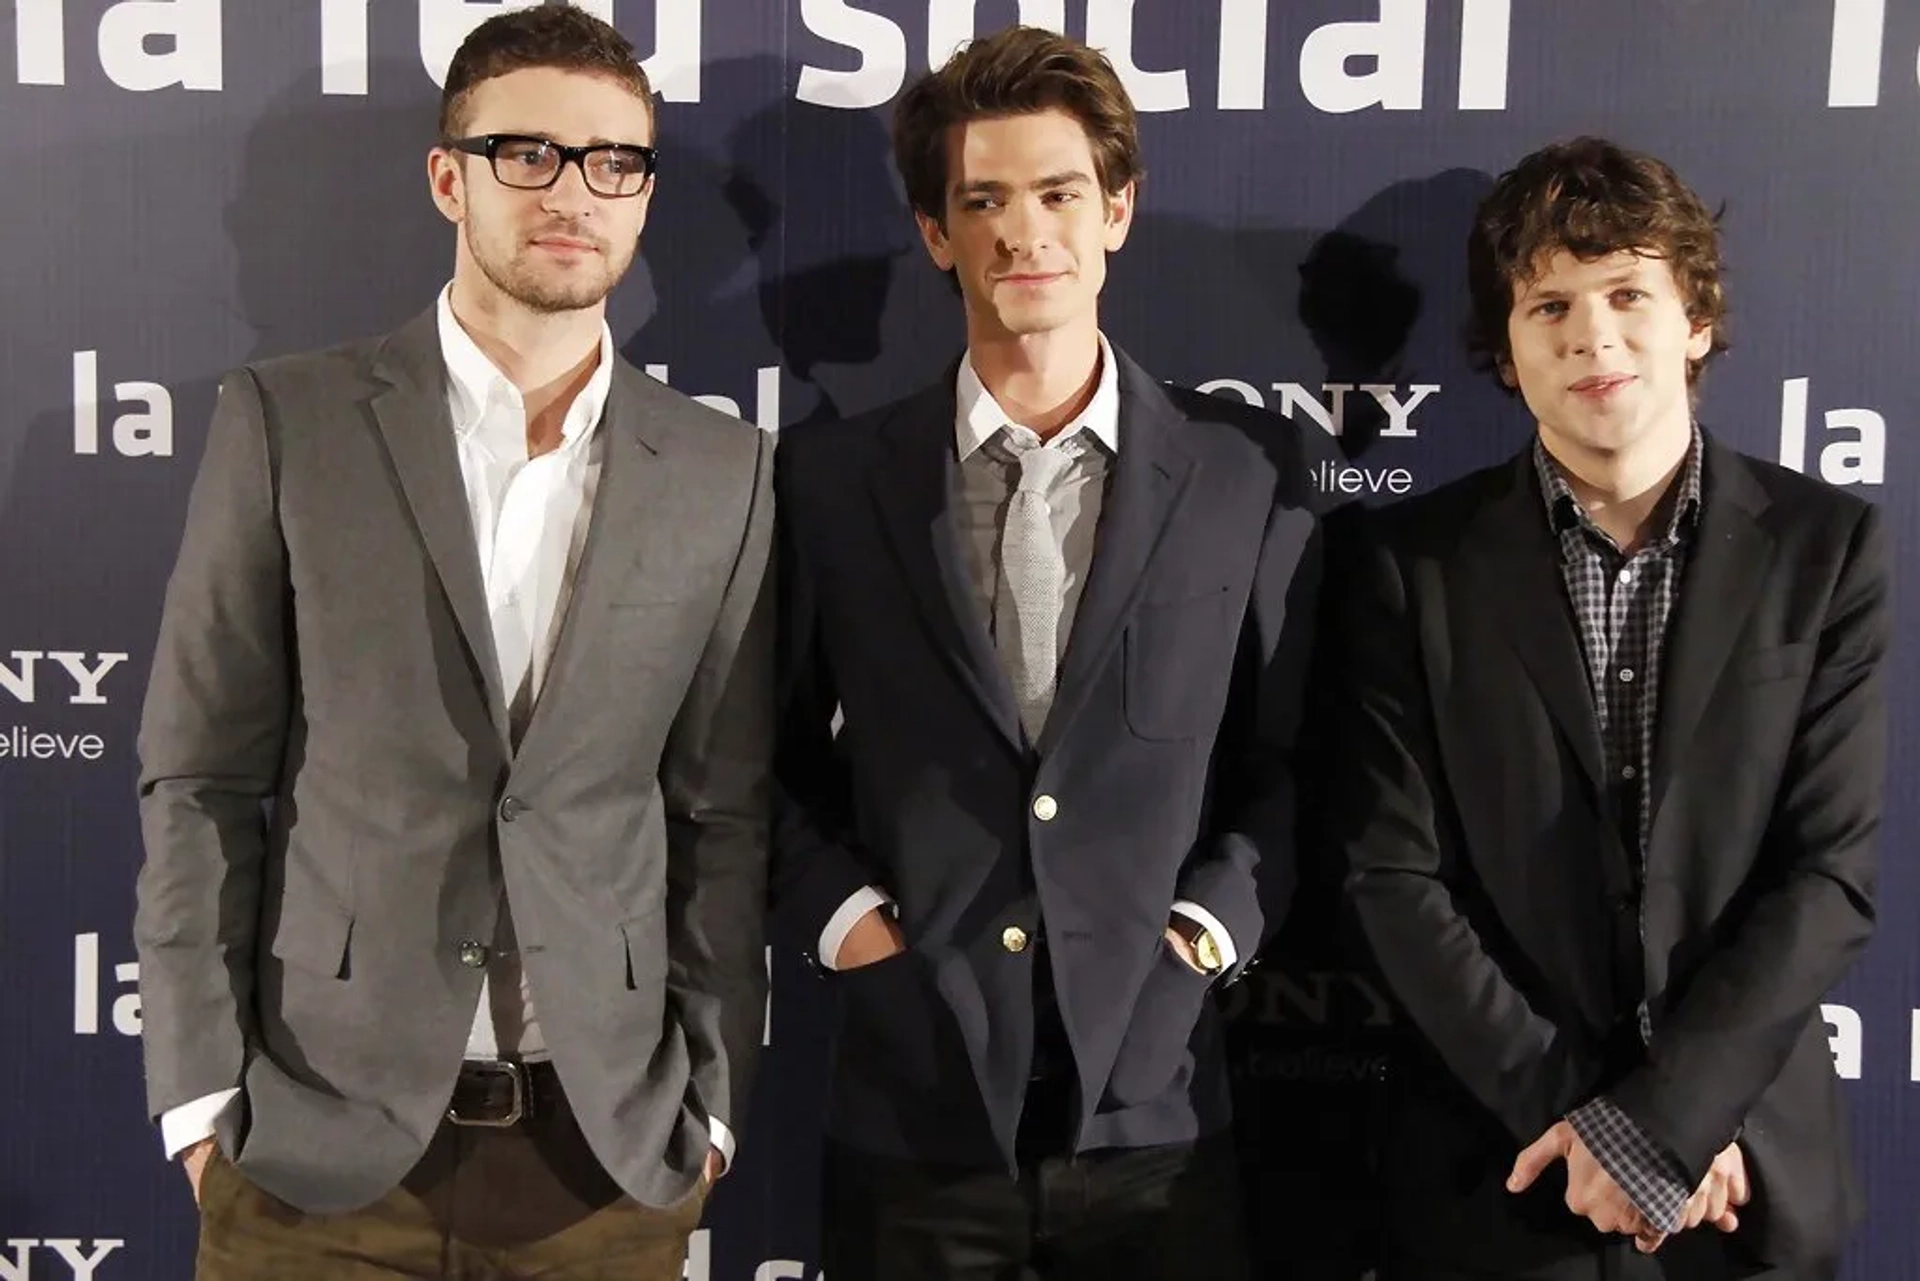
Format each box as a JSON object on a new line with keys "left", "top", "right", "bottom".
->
{"left": 1467, "top": 137, "right": 1727, "bottom": 388}
{"left": 439, "top": 4, "right": 655, "bottom": 140}
{"left": 892, "top": 26, "right": 1142, "bottom": 226}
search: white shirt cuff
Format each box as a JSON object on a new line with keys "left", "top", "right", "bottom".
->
{"left": 160, "top": 1088, "right": 239, "bottom": 1160}
{"left": 707, "top": 1116, "right": 736, "bottom": 1171}
{"left": 1170, "top": 901, "right": 1238, "bottom": 971}
{"left": 819, "top": 886, "right": 894, "bottom": 970}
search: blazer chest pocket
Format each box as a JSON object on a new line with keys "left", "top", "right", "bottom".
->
{"left": 1728, "top": 641, "right": 1815, "bottom": 686}
{"left": 269, "top": 904, "right": 353, "bottom": 981}
{"left": 1123, "top": 586, "right": 1237, "bottom": 741}
{"left": 608, "top": 592, "right": 688, "bottom": 611}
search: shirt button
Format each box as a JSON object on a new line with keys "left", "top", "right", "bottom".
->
{"left": 1001, "top": 926, "right": 1030, "bottom": 953}
{"left": 499, "top": 795, "right": 526, "bottom": 822}
{"left": 458, "top": 941, "right": 489, "bottom": 968}
{"left": 1032, "top": 794, "right": 1058, "bottom": 822}
{"left": 1617, "top": 568, "right": 1633, "bottom": 584}
{"left": 1618, "top": 668, "right": 1636, "bottom": 683}
{"left": 1621, "top": 765, "right": 1638, "bottom": 780}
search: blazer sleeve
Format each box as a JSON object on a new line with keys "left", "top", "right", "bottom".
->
{"left": 658, "top": 426, "right": 777, "bottom": 1141}
{"left": 1336, "top": 524, "right": 1601, "bottom": 1142}
{"left": 133, "top": 368, "right": 289, "bottom": 1121}
{"left": 769, "top": 441, "right": 892, "bottom": 958}
{"left": 1170, "top": 490, "right": 1322, "bottom": 979}
{"left": 1608, "top": 503, "right": 1887, "bottom": 1180}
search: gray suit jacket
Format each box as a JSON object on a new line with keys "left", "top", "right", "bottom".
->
{"left": 133, "top": 308, "right": 774, "bottom": 1214}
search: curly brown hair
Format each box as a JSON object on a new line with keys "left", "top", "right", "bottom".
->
{"left": 440, "top": 5, "right": 654, "bottom": 141}
{"left": 1467, "top": 137, "right": 1727, "bottom": 389}
{"left": 892, "top": 25, "right": 1142, "bottom": 228}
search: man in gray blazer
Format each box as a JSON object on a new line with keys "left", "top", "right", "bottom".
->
{"left": 132, "top": 9, "right": 773, "bottom": 1278}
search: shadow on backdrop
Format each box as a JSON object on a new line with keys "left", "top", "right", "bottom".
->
{"left": 612, "top": 58, "right": 773, "bottom": 404}
{"left": 226, "top": 65, "right": 449, "bottom": 361}
{"left": 1104, "top": 213, "right": 1325, "bottom": 395}
{"left": 1303, "top": 168, "right": 1525, "bottom": 475}
{"left": 1108, "top": 168, "right": 1517, "bottom": 1280}
{"left": 618, "top": 56, "right": 926, "bottom": 431}
{"left": 723, "top": 64, "right": 918, "bottom": 425}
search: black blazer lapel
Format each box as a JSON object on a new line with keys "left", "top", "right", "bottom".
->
{"left": 868, "top": 381, "right": 1025, "bottom": 754}
{"left": 1650, "top": 440, "right": 1775, "bottom": 824}
{"left": 1458, "top": 451, "right": 1607, "bottom": 799}
{"left": 367, "top": 308, "right": 512, "bottom": 752}
{"left": 1040, "top": 347, "right": 1196, "bottom": 756}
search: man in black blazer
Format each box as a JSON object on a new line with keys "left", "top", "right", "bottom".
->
{"left": 1336, "top": 137, "right": 1887, "bottom": 1281}
{"left": 774, "top": 25, "right": 1322, "bottom": 1281}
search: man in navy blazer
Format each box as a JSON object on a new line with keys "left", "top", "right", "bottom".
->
{"left": 774, "top": 25, "right": 1323, "bottom": 1281}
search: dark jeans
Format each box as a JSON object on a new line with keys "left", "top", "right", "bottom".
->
{"left": 194, "top": 1066, "right": 706, "bottom": 1280}
{"left": 822, "top": 1126, "right": 1250, "bottom": 1281}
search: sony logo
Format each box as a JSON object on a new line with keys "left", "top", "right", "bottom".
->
{"left": 0, "top": 652, "right": 128, "bottom": 706}
{"left": 0, "top": 1241, "right": 125, "bottom": 1281}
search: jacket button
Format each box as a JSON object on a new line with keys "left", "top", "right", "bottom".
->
{"left": 499, "top": 795, "right": 525, "bottom": 822}
{"left": 1002, "top": 926, "right": 1029, "bottom": 954}
{"left": 1031, "top": 794, "right": 1058, "bottom": 822}
{"left": 458, "top": 941, "right": 489, "bottom": 968}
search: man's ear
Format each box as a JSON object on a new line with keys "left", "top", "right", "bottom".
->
{"left": 428, "top": 148, "right": 466, "bottom": 224}
{"left": 1685, "top": 318, "right": 1714, "bottom": 363}
{"left": 1102, "top": 180, "right": 1136, "bottom": 253}
{"left": 915, "top": 207, "right": 955, "bottom": 272}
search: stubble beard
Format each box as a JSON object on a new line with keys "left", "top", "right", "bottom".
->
{"left": 467, "top": 216, "right": 636, "bottom": 316}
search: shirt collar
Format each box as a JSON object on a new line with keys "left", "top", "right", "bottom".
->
{"left": 954, "top": 332, "right": 1121, "bottom": 461}
{"left": 435, "top": 282, "right": 614, "bottom": 450}
{"left": 1534, "top": 425, "right": 1704, "bottom": 549}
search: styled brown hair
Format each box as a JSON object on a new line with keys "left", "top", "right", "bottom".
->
{"left": 1467, "top": 137, "right": 1728, "bottom": 388}
{"left": 439, "top": 5, "right": 655, "bottom": 140}
{"left": 892, "top": 25, "right": 1142, "bottom": 227}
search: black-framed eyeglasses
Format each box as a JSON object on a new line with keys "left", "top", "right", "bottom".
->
{"left": 445, "top": 134, "right": 657, "bottom": 198}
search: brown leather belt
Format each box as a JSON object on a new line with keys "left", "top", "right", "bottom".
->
{"left": 446, "top": 1059, "right": 565, "bottom": 1127}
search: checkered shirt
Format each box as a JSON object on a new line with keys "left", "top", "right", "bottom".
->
{"left": 1533, "top": 429, "right": 1704, "bottom": 1233}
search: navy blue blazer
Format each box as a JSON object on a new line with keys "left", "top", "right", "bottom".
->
{"left": 774, "top": 346, "right": 1324, "bottom": 1169}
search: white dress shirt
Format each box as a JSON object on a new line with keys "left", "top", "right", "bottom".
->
{"left": 440, "top": 283, "right": 608, "bottom": 1067}
{"left": 818, "top": 335, "right": 1237, "bottom": 975}
{"left": 163, "top": 285, "right": 733, "bottom": 1168}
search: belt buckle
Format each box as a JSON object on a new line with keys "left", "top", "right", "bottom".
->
{"left": 447, "top": 1060, "right": 525, "bottom": 1128}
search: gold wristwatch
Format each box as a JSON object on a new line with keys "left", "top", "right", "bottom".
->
{"left": 1191, "top": 927, "right": 1224, "bottom": 975}
{"left": 1172, "top": 917, "right": 1225, "bottom": 975}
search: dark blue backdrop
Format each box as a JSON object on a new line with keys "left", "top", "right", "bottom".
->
{"left": 3, "top": 3, "right": 1914, "bottom": 1278}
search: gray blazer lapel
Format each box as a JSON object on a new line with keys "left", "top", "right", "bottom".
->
{"left": 367, "top": 309, "right": 511, "bottom": 751}
{"left": 514, "top": 361, "right": 675, "bottom": 761}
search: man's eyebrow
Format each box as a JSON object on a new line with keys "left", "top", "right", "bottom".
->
{"left": 1525, "top": 271, "right": 1645, "bottom": 301}
{"left": 490, "top": 132, "right": 644, "bottom": 148}
{"left": 952, "top": 170, "right": 1095, "bottom": 195}
{"left": 1033, "top": 169, "right": 1094, "bottom": 189}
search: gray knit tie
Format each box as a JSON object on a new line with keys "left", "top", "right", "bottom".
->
{"left": 992, "top": 432, "right": 1073, "bottom": 740}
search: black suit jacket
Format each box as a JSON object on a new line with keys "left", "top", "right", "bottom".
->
{"left": 774, "top": 347, "right": 1323, "bottom": 1169}
{"left": 1335, "top": 439, "right": 1886, "bottom": 1272}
